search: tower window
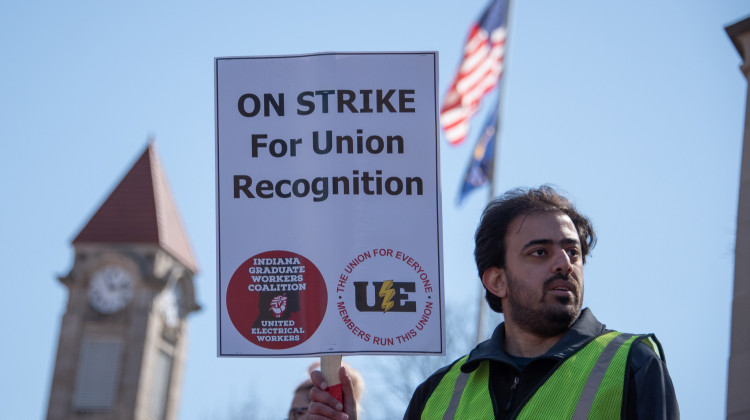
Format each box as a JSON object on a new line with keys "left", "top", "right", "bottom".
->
{"left": 72, "top": 338, "right": 123, "bottom": 410}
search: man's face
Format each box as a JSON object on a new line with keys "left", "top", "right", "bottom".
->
{"left": 500, "top": 211, "right": 584, "bottom": 337}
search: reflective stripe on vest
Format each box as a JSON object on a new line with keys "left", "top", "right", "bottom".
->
{"left": 420, "top": 354, "right": 493, "bottom": 420}
{"left": 422, "top": 331, "right": 645, "bottom": 420}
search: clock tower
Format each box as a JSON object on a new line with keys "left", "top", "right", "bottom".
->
{"left": 46, "top": 143, "right": 200, "bottom": 420}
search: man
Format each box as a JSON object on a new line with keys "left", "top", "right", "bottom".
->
{"left": 289, "top": 378, "right": 314, "bottom": 420}
{"left": 308, "top": 186, "right": 679, "bottom": 419}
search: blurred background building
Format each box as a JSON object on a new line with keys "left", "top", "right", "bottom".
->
{"left": 46, "top": 143, "right": 200, "bottom": 420}
{"left": 726, "top": 15, "right": 750, "bottom": 420}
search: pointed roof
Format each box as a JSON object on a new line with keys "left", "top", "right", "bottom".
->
{"left": 73, "top": 142, "right": 198, "bottom": 273}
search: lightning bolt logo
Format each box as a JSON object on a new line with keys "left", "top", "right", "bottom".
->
{"left": 379, "top": 280, "right": 395, "bottom": 313}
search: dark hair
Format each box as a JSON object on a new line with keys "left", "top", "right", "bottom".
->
{"left": 474, "top": 186, "right": 596, "bottom": 313}
{"left": 294, "top": 380, "right": 313, "bottom": 394}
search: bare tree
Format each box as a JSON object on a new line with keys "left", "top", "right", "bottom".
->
{"left": 361, "top": 301, "right": 480, "bottom": 419}
{"left": 222, "top": 389, "right": 274, "bottom": 420}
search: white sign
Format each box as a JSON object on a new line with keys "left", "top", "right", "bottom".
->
{"left": 215, "top": 52, "right": 444, "bottom": 356}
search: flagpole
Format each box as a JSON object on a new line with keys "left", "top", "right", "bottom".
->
{"left": 488, "top": 0, "right": 512, "bottom": 200}
{"left": 476, "top": 0, "right": 512, "bottom": 344}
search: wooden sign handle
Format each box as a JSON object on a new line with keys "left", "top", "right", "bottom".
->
{"left": 320, "top": 355, "right": 343, "bottom": 403}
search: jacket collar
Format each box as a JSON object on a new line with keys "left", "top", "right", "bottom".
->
{"left": 462, "top": 308, "right": 607, "bottom": 372}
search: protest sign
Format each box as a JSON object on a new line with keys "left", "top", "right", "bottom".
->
{"left": 215, "top": 52, "right": 443, "bottom": 356}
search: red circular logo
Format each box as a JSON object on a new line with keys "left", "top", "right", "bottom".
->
{"left": 226, "top": 250, "right": 327, "bottom": 349}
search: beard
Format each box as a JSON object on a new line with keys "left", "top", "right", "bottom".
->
{"left": 505, "top": 271, "right": 583, "bottom": 337}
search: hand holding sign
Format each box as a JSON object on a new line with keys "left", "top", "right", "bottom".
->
{"left": 309, "top": 364, "right": 358, "bottom": 420}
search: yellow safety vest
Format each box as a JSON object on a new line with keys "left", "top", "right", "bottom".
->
{"left": 422, "top": 331, "right": 655, "bottom": 419}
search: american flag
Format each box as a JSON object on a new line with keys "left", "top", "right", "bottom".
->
{"left": 441, "top": 0, "right": 509, "bottom": 146}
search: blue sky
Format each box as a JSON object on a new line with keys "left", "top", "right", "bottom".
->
{"left": 1, "top": 1, "right": 749, "bottom": 419}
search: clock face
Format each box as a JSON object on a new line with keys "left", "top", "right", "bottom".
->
{"left": 88, "top": 265, "right": 134, "bottom": 314}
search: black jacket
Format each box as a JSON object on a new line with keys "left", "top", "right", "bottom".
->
{"left": 404, "top": 309, "right": 679, "bottom": 419}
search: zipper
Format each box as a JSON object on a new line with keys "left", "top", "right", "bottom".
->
{"left": 504, "top": 376, "right": 520, "bottom": 412}
{"left": 507, "top": 334, "right": 604, "bottom": 418}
